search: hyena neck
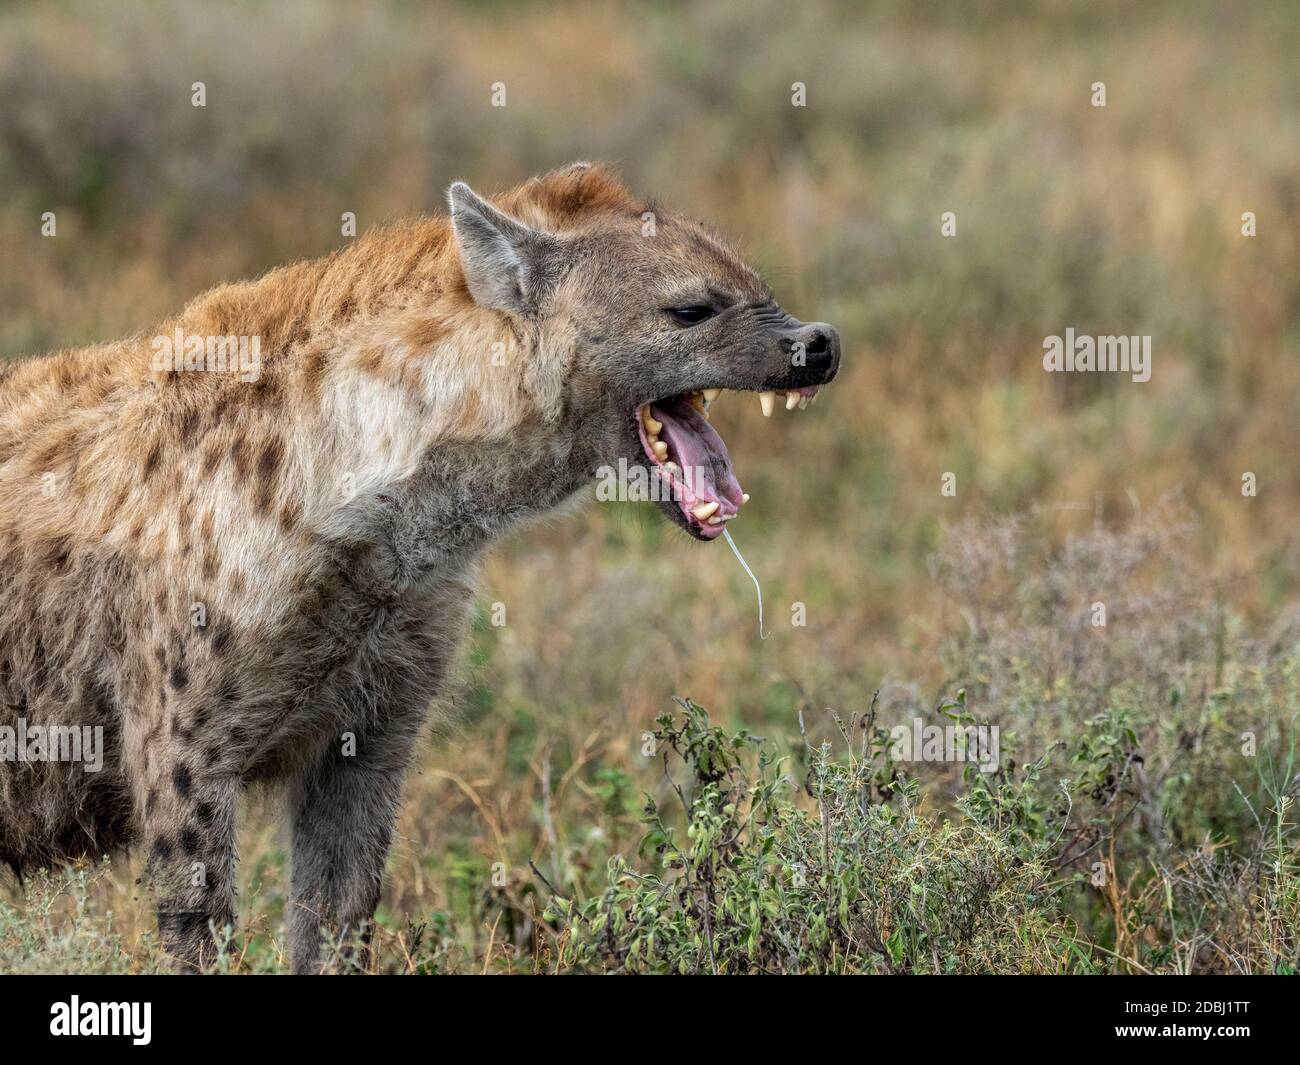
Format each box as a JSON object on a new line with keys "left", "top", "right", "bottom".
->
{"left": 343, "top": 431, "right": 597, "bottom": 600}
{"left": 297, "top": 231, "right": 601, "bottom": 595}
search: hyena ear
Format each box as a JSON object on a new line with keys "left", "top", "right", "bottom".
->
{"left": 448, "top": 181, "right": 557, "bottom": 316}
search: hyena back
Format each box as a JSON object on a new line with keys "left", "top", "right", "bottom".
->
{"left": 0, "top": 163, "right": 840, "bottom": 971}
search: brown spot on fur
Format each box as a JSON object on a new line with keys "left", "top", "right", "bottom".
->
{"left": 178, "top": 408, "right": 200, "bottom": 445}
{"left": 201, "top": 441, "right": 223, "bottom": 478}
{"left": 41, "top": 537, "right": 72, "bottom": 573}
{"left": 230, "top": 436, "right": 252, "bottom": 479}
{"left": 356, "top": 346, "right": 387, "bottom": 376}
{"left": 253, "top": 482, "right": 275, "bottom": 515}
{"left": 210, "top": 624, "right": 232, "bottom": 658}
{"left": 248, "top": 375, "right": 281, "bottom": 406}
{"left": 142, "top": 442, "right": 162, "bottom": 480}
{"left": 257, "top": 437, "right": 284, "bottom": 484}
{"left": 332, "top": 294, "right": 357, "bottom": 323}
{"left": 29, "top": 430, "right": 77, "bottom": 472}
{"left": 278, "top": 500, "right": 300, "bottom": 533}
{"left": 403, "top": 317, "right": 450, "bottom": 351}
{"left": 172, "top": 764, "right": 192, "bottom": 798}
{"left": 209, "top": 393, "right": 235, "bottom": 427}
{"left": 300, "top": 345, "right": 330, "bottom": 400}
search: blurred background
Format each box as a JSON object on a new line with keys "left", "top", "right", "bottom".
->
{"left": 1, "top": 0, "right": 1298, "bottom": 971}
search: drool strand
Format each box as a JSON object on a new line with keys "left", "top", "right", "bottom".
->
{"left": 722, "top": 526, "right": 769, "bottom": 641}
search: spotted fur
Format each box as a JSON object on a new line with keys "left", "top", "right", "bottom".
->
{"left": 0, "top": 162, "right": 837, "bottom": 971}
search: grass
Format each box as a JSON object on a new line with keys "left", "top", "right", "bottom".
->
{"left": 4, "top": 505, "right": 1297, "bottom": 974}
{"left": 0, "top": 0, "right": 1298, "bottom": 973}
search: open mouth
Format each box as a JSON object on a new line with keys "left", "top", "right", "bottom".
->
{"left": 635, "top": 386, "right": 822, "bottom": 540}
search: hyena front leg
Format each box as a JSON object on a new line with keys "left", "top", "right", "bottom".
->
{"left": 142, "top": 766, "right": 240, "bottom": 973}
{"left": 286, "top": 730, "right": 415, "bottom": 974}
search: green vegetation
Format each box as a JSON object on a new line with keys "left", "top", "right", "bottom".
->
{"left": 5, "top": 509, "right": 1297, "bottom": 973}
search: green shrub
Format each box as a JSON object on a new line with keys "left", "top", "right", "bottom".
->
{"left": 543, "top": 669, "right": 1300, "bottom": 974}
{"left": 544, "top": 699, "right": 1075, "bottom": 973}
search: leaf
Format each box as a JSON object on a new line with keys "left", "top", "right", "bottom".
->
{"left": 886, "top": 925, "right": 905, "bottom": 966}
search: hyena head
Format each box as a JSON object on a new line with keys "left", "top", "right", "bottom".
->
{"left": 449, "top": 163, "right": 841, "bottom": 540}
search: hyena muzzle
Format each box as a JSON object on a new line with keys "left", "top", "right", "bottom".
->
{"left": 0, "top": 162, "right": 840, "bottom": 972}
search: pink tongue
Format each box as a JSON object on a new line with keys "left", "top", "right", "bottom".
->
{"left": 652, "top": 400, "right": 743, "bottom": 507}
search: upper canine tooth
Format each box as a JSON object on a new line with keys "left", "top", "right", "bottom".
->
{"left": 785, "top": 392, "right": 800, "bottom": 410}
{"left": 689, "top": 392, "right": 706, "bottom": 413}
{"left": 758, "top": 391, "right": 775, "bottom": 417}
{"left": 702, "top": 388, "right": 720, "bottom": 404}
{"left": 652, "top": 440, "right": 669, "bottom": 460}
{"left": 691, "top": 501, "right": 720, "bottom": 520}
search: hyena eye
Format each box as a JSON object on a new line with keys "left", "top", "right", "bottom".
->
{"left": 666, "top": 305, "right": 717, "bottom": 327}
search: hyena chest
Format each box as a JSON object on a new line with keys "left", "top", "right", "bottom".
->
{"left": 0, "top": 527, "right": 476, "bottom": 872}
{"left": 236, "top": 566, "right": 479, "bottom": 783}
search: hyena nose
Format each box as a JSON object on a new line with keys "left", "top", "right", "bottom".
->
{"left": 784, "top": 322, "right": 841, "bottom": 379}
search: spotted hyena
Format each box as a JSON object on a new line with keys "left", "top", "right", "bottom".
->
{"left": 0, "top": 163, "right": 840, "bottom": 972}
